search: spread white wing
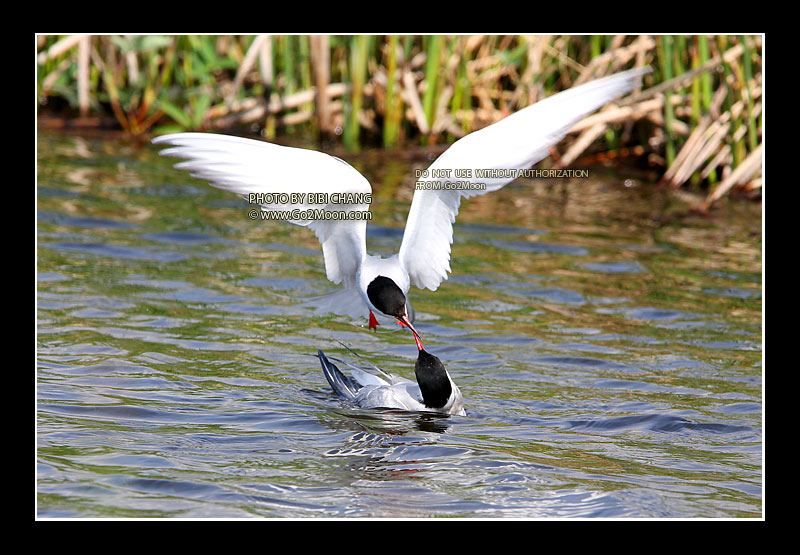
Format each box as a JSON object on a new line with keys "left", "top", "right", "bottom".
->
{"left": 153, "top": 133, "right": 372, "bottom": 288}
{"left": 398, "top": 67, "right": 650, "bottom": 291}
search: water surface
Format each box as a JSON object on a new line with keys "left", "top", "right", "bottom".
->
{"left": 37, "top": 132, "right": 762, "bottom": 518}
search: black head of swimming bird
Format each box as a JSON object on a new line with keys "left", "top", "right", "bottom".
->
{"left": 318, "top": 347, "right": 465, "bottom": 416}
{"left": 414, "top": 349, "right": 456, "bottom": 411}
{"left": 153, "top": 68, "right": 650, "bottom": 336}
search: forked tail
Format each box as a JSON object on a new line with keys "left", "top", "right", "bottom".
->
{"left": 318, "top": 350, "right": 361, "bottom": 400}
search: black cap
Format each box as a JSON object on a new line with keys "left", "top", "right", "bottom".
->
{"left": 367, "top": 275, "right": 407, "bottom": 317}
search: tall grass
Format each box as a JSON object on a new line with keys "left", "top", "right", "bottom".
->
{"left": 660, "top": 35, "right": 677, "bottom": 167}
{"left": 382, "top": 35, "right": 402, "bottom": 148}
{"left": 36, "top": 34, "right": 762, "bottom": 208}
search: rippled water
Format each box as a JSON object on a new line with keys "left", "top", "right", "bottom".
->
{"left": 37, "top": 132, "right": 762, "bottom": 518}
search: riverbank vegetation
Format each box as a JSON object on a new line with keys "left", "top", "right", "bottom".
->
{"left": 36, "top": 34, "right": 762, "bottom": 209}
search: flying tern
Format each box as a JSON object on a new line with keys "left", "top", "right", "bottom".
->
{"left": 153, "top": 67, "right": 649, "bottom": 346}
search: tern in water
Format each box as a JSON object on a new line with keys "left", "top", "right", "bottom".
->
{"left": 153, "top": 67, "right": 649, "bottom": 346}
{"left": 317, "top": 345, "right": 465, "bottom": 416}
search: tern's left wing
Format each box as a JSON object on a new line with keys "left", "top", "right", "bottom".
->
{"left": 154, "top": 133, "right": 372, "bottom": 288}
{"left": 399, "top": 67, "right": 650, "bottom": 291}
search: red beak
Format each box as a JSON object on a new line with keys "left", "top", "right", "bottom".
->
{"left": 397, "top": 314, "right": 424, "bottom": 351}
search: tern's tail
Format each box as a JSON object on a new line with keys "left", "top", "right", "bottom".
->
{"left": 318, "top": 350, "right": 361, "bottom": 400}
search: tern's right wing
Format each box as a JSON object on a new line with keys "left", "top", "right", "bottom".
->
{"left": 398, "top": 68, "right": 650, "bottom": 291}
{"left": 154, "top": 133, "right": 372, "bottom": 288}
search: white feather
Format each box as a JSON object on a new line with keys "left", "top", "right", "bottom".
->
{"left": 399, "top": 68, "right": 650, "bottom": 291}
{"left": 153, "top": 132, "right": 371, "bottom": 288}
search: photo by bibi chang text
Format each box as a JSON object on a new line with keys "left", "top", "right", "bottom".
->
{"left": 245, "top": 192, "right": 372, "bottom": 205}
{"left": 248, "top": 208, "right": 372, "bottom": 221}
{"left": 245, "top": 192, "right": 373, "bottom": 221}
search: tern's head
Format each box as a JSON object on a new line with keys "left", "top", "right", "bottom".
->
{"left": 366, "top": 276, "right": 406, "bottom": 318}
{"left": 367, "top": 275, "right": 423, "bottom": 348}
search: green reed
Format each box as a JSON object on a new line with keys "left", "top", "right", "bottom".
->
{"left": 383, "top": 35, "right": 402, "bottom": 148}
{"left": 660, "top": 35, "right": 677, "bottom": 167}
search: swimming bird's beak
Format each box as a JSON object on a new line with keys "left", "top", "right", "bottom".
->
{"left": 397, "top": 313, "right": 424, "bottom": 351}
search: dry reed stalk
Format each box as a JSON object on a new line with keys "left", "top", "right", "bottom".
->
{"left": 41, "top": 57, "right": 73, "bottom": 91}
{"left": 606, "top": 35, "right": 639, "bottom": 74}
{"left": 282, "top": 110, "right": 314, "bottom": 126}
{"left": 660, "top": 115, "right": 712, "bottom": 185}
{"left": 574, "top": 35, "right": 655, "bottom": 85}
{"left": 230, "top": 34, "right": 268, "bottom": 101}
{"left": 556, "top": 122, "right": 609, "bottom": 168}
{"left": 452, "top": 108, "right": 501, "bottom": 129}
{"left": 259, "top": 37, "right": 276, "bottom": 138}
{"left": 38, "top": 34, "right": 85, "bottom": 64}
{"left": 77, "top": 36, "right": 90, "bottom": 117}
{"left": 469, "top": 54, "right": 503, "bottom": 74}
{"left": 668, "top": 119, "right": 731, "bottom": 187}
{"left": 544, "top": 43, "right": 585, "bottom": 74}
{"left": 745, "top": 177, "right": 762, "bottom": 191}
{"left": 569, "top": 97, "right": 664, "bottom": 134}
{"left": 206, "top": 96, "right": 259, "bottom": 119}
{"left": 521, "top": 35, "right": 549, "bottom": 105}
{"left": 210, "top": 83, "right": 347, "bottom": 128}
{"left": 731, "top": 123, "right": 747, "bottom": 143}
{"left": 701, "top": 144, "right": 731, "bottom": 180}
{"left": 124, "top": 35, "right": 139, "bottom": 85}
{"left": 707, "top": 80, "right": 729, "bottom": 119}
{"left": 464, "top": 35, "right": 485, "bottom": 52}
{"left": 431, "top": 84, "right": 454, "bottom": 135}
{"left": 703, "top": 143, "right": 763, "bottom": 208}
{"left": 676, "top": 128, "right": 730, "bottom": 185}
{"left": 672, "top": 129, "right": 716, "bottom": 185}
{"left": 259, "top": 37, "right": 273, "bottom": 88}
{"left": 309, "top": 35, "right": 332, "bottom": 135}
{"left": 357, "top": 108, "right": 378, "bottom": 132}
{"left": 402, "top": 69, "right": 428, "bottom": 134}
{"left": 645, "top": 107, "right": 691, "bottom": 136}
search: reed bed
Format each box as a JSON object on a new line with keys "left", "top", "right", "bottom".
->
{"left": 36, "top": 34, "right": 763, "bottom": 209}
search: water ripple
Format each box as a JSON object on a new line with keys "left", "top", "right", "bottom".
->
{"left": 36, "top": 132, "right": 762, "bottom": 518}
